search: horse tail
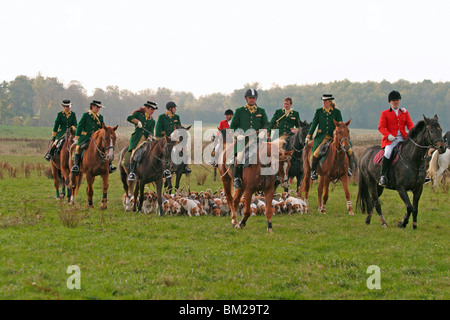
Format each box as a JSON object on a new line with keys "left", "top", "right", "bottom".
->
{"left": 297, "top": 143, "right": 312, "bottom": 197}
{"left": 356, "top": 167, "right": 370, "bottom": 214}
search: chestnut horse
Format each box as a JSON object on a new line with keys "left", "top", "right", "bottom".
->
{"left": 218, "top": 135, "right": 293, "bottom": 232}
{"left": 69, "top": 125, "right": 118, "bottom": 208}
{"left": 50, "top": 127, "right": 74, "bottom": 201}
{"left": 298, "top": 119, "right": 354, "bottom": 215}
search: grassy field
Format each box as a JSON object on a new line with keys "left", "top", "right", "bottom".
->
{"left": 0, "top": 125, "right": 448, "bottom": 300}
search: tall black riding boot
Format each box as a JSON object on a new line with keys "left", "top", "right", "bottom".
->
{"left": 71, "top": 153, "right": 81, "bottom": 173}
{"left": 311, "top": 156, "right": 320, "bottom": 180}
{"left": 379, "top": 156, "right": 390, "bottom": 187}
{"left": 233, "top": 165, "right": 243, "bottom": 189}
{"left": 44, "top": 147, "right": 54, "bottom": 161}
{"left": 128, "top": 161, "right": 137, "bottom": 181}
{"left": 347, "top": 153, "right": 356, "bottom": 177}
{"left": 109, "top": 161, "right": 116, "bottom": 173}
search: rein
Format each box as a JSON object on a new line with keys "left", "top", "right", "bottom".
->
{"left": 93, "top": 132, "right": 114, "bottom": 162}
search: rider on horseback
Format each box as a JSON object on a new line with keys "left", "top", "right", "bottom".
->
{"left": 378, "top": 90, "right": 414, "bottom": 187}
{"left": 45, "top": 100, "right": 77, "bottom": 161}
{"left": 230, "top": 88, "right": 269, "bottom": 189}
{"left": 71, "top": 100, "right": 116, "bottom": 174}
{"left": 305, "top": 94, "right": 355, "bottom": 180}
{"left": 155, "top": 101, "right": 192, "bottom": 177}
{"left": 267, "top": 96, "right": 302, "bottom": 143}
{"left": 123, "top": 101, "right": 158, "bottom": 182}
{"left": 210, "top": 109, "right": 234, "bottom": 167}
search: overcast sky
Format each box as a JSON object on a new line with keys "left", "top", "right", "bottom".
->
{"left": 1, "top": 0, "right": 449, "bottom": 97}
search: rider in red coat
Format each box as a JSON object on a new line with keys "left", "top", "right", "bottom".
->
{"left": 378, "top": 90, "right": 414, "bottom": 186}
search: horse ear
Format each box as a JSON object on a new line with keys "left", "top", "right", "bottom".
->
{"left": 113, "top": 125, "right": 119, "bottom": 131}
{"left": 333, "top": 119, "right": 338, "bottom": 126}
{"left": 102, "top": 123, "right": 106, "bottom": 129}
{"left": 423, "top": 114, "right": 430, "bottom": 124}
{"left": 185, "top": 125, "right": 192, "bottom": 131}
{"left": 345, "top": 119, "right": 351, "bottom": 126}
{"left": 434, "top": 114, "right": 439, "bottom": 121}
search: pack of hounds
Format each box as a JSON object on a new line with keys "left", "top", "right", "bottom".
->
{"left": 122, "top": 187, "right": 307, "bottom": 217}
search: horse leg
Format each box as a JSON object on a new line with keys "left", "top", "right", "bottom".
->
{"left": 165, "top": 177, "right": 173, "bottom": 195}
{"left": 233, "top": 188, "right": 244, "bottom": 228}
{"left": 410, "top": 185, "right": 423, "bottom": 230}
{"left": 138, "top": 182, "right": 145, "bottom": 213}
{"left": 133, "top": 181, "right": 139, "bottom": 212}
{"left": 265, "top": 184, "right": 275, "bottom": 233}
{"left": 317, "top": 177, "right": 325, "bottom": 213}
{"left": 51, "top": 164, "right": 60, "bottom": 199}
{"left": 396, "top": 187, "right": 414, "bottom": 228}
{"left": 100, "top": 173, "right": 109, "bottom": 210}
{"left": 239, "top": 189, "right": 252, "bottom": 229}
{"left": 321, "top": 177, "right": 332, "bottom": 214}
{"left": 341, "top": 174, "right": 354, "bottom": 215}
{"left": 156, "top": 179, "right": 164, "bottom": 216}
{"left": 175, "top": 173, "right": 182, "bottom": 192}
{"left": 86, "top": 174, "right": 95, "bottom": 208}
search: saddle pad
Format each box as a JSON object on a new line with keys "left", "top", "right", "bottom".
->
{"left": 374, "top": 148, "right": 400, "bottom": 165}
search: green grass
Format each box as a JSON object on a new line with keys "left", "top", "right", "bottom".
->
{"left": 0, "top": 124, "right": 448, "bottom": 300}
{"left": 0, "top": 159, "right": 448, "bottom": 300}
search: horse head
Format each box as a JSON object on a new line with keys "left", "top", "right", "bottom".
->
{"left": 100, "top": 124, "right": 118, "bottom": 161}
{"left": 278, "top": 149, "right": 294, "bottom": 189}
{"left": 423, "top": 115, "right": 446, "bottom": 154}
{"left": 333, "top": 119, "right": 351, "bottom": 153}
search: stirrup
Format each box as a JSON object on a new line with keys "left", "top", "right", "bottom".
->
{"left": 184, "top": 165, "right": 192, "bottom": 173}
{"left": 128, "top": 172, "right": 136, "bottom": 181}
{"left": 379, "top": 175, "right": 387, "bottom": 187}
{"left": 347, "top": 168, "right": 352, "bottom": 177}
{"left": 44, "top": 153, "right": 51, "bottom": 161}
{"left": 233, "top": 178, "right": 242, "bottom": 189}
{"left": 163, "top": 169, "right": 172, "bottom": 179}
{"left": 109, "top": 165, "right": 117, "bottom": 173}
{"left": 311, "top": 171, "right": 318, "bottom": 180}
{"left": 71, "top": 165, "right": 79, "bottom": 173}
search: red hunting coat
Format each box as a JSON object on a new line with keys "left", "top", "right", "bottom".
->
{"left": 218, "top": 120, "right": 230, "bottom": 130}
{"left": 378, "top": 107, "right": 414, "bottom": 148}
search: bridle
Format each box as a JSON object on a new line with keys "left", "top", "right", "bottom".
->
{"left": 93, "top": 130, "right": 115, "bottom": 161}
{"left": 410, "top": 124, "right": 443, "bottom": 150}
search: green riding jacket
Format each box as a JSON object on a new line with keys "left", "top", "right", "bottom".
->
{"left": 53, "top": 111, "right": 77, "bottom": 140}
{"left": 127, "top": 111, "right": 156, "bottom": 151}
{"left": 75, "top": 111, "right": 104, "bottom": 146}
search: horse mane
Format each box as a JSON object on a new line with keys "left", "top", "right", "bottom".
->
{"left": 406, "top": 120, "right": 425, "bottom": 141}
{"left": 91, "top": 128, "right": 105, "bottom": 140}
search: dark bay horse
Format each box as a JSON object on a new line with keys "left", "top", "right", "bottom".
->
{"left": 50, "top": 127, "right": 74, "bottom": 201}
{"left": 282, "top": 120, "right": 310, "bottom": 192}
{"left": 218, "top": 135, "right": 293, "bottom": 232}
{"left": 69, "top": 125, "right": 118, "bottom": 209}
{"left": 357, "top": 115, "right": 445, "bottom": 229}
{"left": 119, "top": 126, "right": 190, "bottom": 215}
{"left": 298, "top": 119, "right": 354, "bottom": 215}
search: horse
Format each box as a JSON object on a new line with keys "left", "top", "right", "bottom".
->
{"left": 164, "top": 162, "right": 190, "bottom": 194}
{"left": 427, "top": 148, "right": 450, "bottom": 189}
{"left": 298, "top": 119, "right": 354, "bottom": 215}
{"left": 50, "top": 127, "right": 75, "bottom": 201}
{"left": 282, "top": 120, "right": 310, "bottom": 193}
{"left": 218, "top": 133, "right": 293, "bottom": 232}
{"left": 119, "top": 126, "right": 191, "bottom": 215}
{"left": 69, "top": 124, "right": 118, "bottom": 209}
{"left": 357, "top": 115, "right": 446, "bottom": 229}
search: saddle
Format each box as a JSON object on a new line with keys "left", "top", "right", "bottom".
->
{"left": 319, "top": 140, "right": 333, "bottom": 163}
{"left": 374, "top": 144, "right": 401, "bottom": 165}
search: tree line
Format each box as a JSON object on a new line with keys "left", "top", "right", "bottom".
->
{"left": 0, "top": 74, "right": 448, "bottom": 130}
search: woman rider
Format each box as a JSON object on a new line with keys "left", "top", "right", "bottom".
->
{"left": 123, "top": 101, "right": 158, "bottom": 181}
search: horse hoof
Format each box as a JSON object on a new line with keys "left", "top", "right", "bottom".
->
{"left": 267, "top": 228, "right": 273, "bottom": 233}
{"left": 397, "top": 221, "right": 406, "bottom": 228}
{"left": 413, "top": 224, "right": 417, "bottom": 230}
{"left": 349, "top": 211, "right": 354, "bottom": 216}
{"left": 100, "top": 204, "right": 107, "bottom": 210}
{"left": 381, "top": 223, "right": 388, "bottom": 228}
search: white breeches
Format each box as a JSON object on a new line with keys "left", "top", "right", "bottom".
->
{"left": 384, "top": 136, "right": 404, "bottom": 159}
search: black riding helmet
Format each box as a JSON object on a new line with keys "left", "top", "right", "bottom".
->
{"left": 245, "top": 88, "right": 258, "bottom": 98}
{"left": 166, "top": 101, "right": 177, "bottom": 110}
{"left": 224, "top": 109, "right": 234, "bottom": 116}
{"left": 388, "top": 90, "right": 401, "bottom": 102}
